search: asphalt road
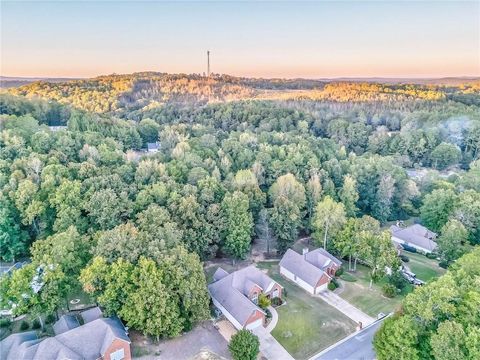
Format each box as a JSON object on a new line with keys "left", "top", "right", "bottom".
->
{"left": 314, "top": 317, "right": 386, "bottom": 360}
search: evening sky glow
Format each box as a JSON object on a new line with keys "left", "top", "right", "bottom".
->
{"left": 1, "top": 1, "right": 479, "bottom": 78}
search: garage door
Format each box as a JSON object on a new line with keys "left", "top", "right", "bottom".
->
{"left": 245, "top": 318, "right": 263, "bottom": 330}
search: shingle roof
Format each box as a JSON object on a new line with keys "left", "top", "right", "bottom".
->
{"left": 81, "top": 306, "right": 103, "bottom": 324}
{"left": 208, "top": 266, "right": 278, "bottom": 326}
{"left": 147, "top": 142, "right": 160, "bottom": 151}
{"left": 53, "top": 314, "right": 80, "bottom": 335}
{"left": 0, "top": 312, "right": 130, "bottom": 360}
{"left": 279, "top": 248, "right": 341, "bottom": 287}
{"left": 391, "top": 224, "right": 438, "bottom": 252}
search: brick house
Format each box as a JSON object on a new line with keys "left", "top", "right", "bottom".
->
{"left": 280, "top": 248, "right": 342, "bottom": 294}
{"left": 0, "top": 307, "right": 131, "bottom": 360}
{"left": 208, "top": 265, "right": 283, "bottom": 330}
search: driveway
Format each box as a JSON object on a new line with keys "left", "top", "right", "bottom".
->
{"left": 311, "top": 315, "right": 391, "bottom": 360}
{"left": 317, "top": 291, "right": 375, "bottom": 327}
{"left": 252, "top": 326, "right": 294, "bottom": 360}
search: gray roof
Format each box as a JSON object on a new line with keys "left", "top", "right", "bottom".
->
{"left": 147, "top": 142, "right": 160, "bottom": 150}
{"left": 0, "top": 315, "right": 130, "bottom": 360}
{"left": 81, "top": 306, "right": 103, "bottom": 324}
{"left": 208, "top": 266, "right": 278, "bottom": 326}
{"left": 280, "top": 248, "right": 341, "bottom": 287}
{"left": 53, "top": 314, "right": 80, "bottom": 335}
{"left": 391, "top": 224, "right": 438, "bottom": 252}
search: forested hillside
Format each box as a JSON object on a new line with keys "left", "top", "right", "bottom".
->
{"left": 1, "top": 73, "right": 480, "bottom": 342}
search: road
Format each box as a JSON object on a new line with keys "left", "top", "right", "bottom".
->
{"left": 312, "top": 316, "right": 389, "bottom": 360}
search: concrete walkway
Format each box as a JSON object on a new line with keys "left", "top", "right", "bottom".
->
{"left": 265, "top": 306, "right": 278, "bottom": 333}
{"left": 252, "top": 327, "right": 294, "bottom": 360}
{"left": 317, "top": 290, "right": 375, "bottom": 327}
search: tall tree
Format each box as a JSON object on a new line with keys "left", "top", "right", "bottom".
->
{"left": 437, "top": 219, "right": 468, "bottom": 265}
{"left": 421, "top": 189, "right": 458, "bottom": 232}
{"left": 339, "top": 175, "right": 359, "bottom": 218}
{"left": 312, "top": 196, "right": 346, "bottom": 249}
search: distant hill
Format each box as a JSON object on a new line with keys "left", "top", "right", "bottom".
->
{"left": 0, "top": 76, "right": 81, "bottom": 89}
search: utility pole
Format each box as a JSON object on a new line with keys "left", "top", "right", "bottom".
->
{"left": 207, "top": 50, "right": 210, "bottom": 77}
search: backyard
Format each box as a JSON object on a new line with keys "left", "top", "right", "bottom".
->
{"left": 403, "top": 251, "right": 446, "bottom": 282}
{"left": 337, "top": 264, "right": 413, "bottom": 318}
{"left": 257, "top": 261, "right": 357, "bottom": 360}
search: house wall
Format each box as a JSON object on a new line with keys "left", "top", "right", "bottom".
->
{"left": 248, "top": 284, "right": 263, "bottom": 302}
{"left": 102, "top": 339, "right": 131, "bottom": 360}
{"left": 280, "top": 266, "right": 315, "bottom": 294}
{"left": 244, "top": 310, "right": 265, "bottom": 330}
{"left": 211, "top": 297, "right": 243, "bottom": 330}
{"left": 314, "top": 274, "right": 331, "bottom": 294}
{"left": 392, "top": 236, "right": 432, "bottom": 254}
{"left": 266, "top": 283, "right": 282, "bottom": 299}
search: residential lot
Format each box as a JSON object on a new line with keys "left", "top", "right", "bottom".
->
{"left": 403, "top": 251, "right": 446, "bottom": 282}
{"left": 257, "top": 261, "right": 357, "bottom": 360}
{"left": 337, "top": 264, "right": 412, "bottom": 318}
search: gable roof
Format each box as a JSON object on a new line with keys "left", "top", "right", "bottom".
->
{"left": 0, "top": 311, "right": 130, "bottom": 360}
{"left": 53, "top": 314, "right": 80, "bottom": 335}
{"left": 280, "top": 248, "right": 341, "bottom": 287}
{"left": 208, "top": 266, "right": 279, "bottom": 326}
{"left": 391, "top": 224, "right": 438, "bottom": 252}
{"left": 81, "top": 306, "right": 103, "bottom": 324}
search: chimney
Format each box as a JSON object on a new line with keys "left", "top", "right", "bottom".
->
{"left": 302, "top": 248, "right": 309, "bottom": 255}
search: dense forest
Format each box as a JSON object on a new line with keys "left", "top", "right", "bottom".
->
{"left": 1, "top": 73, "right": 479, "bottom": 350}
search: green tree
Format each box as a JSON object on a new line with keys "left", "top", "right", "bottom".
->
{"left": 430, "top": 142, "right": 462, "bottom": 169}
{"left": 437, "top": 219, "right": 468, "bottom": 264}
{"left": 420, "top": 189, "right": 458, "bottom": 233}
{"left": 374, "top": 316, "right": 420, "bottom": 360}
{"left": 312, "top": 196, "right": 346, "bottom": 249}
{"left": 0, "top": 197, "right": 28, "bottom": 261}
{"left": 339, "top": 175, "right": 359, "bottom": 217}
{"left": 270, "top": 196, "right": 302, "bottom": 253}
{"left": 229, "top": 329, "right": 260, "bottom": 360}
{"left": 221, "top": 191, "right": 254, "bottom": 261}
{"left": 431, "top": 321, "right": 467, "bottom": 360}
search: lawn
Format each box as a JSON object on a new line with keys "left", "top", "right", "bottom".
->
{"left": 257, "top": 261, "right": 357, "bottom": 360}
{"left": 403, "top": 251, "right": 446, "bottom": 282}
{"left": 337, "top": 264, "right": 413, "bottom": 318}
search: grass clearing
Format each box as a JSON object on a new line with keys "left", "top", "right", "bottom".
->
{"left": 337, "top": 264, "right": 413, "bottom": 318}
{"left": 257, "top": 261, "right": 356, "bottom": 360}
{"left": 403, "top": 251, "right": 446, "bottom": 282}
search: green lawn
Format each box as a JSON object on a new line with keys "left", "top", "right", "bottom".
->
{"left": 337, "top": 264, "right": 413, "bottom": 318}
{"left": 403, "top": 251, "right": 446, "bottom": 282}
{"left": 257, "top": 261, "right": 357, "bottom": 360}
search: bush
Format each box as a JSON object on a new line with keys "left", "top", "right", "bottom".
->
{"left": 31, "top": 319, "right": 41, "bottom": 329}
{"left": 388, "top": 271, "right": 408, "bottom": 291}
{"left": 258, "top": 293, "right": 271, "bottom": 309}
{"left": 0, "top": 318, "right": 11, "bottom": 328}
{"left": 265, "top": 309, "right": 272, "bottom": 319}
{"left": 399, "top": 254, "right": 410, "bottom": 262}
{"left": 20, "top": 320, "right": 30, "bottom": 331}
{"left": 335, "top": 267, "right": 344, "bottom": 276}
{"left": 402, "top": 244, "right": 417, "bottom": 253}
{"left": 229, "top": 329, "right": 260, "bottom": 360}
{"left": 382, "top": 284, "right": 396, "bottom": 298}
{"left": 439, "top": 261, "right": 449, "bottom": 269}
{"left": 426, "top": 252, "right": 437, "bottom": 259}
{"left": 271, "top": 297, "right": 283, "bottom": 306}
{"left": 45, "top": 314, "right": 56, "bottom": 324}
{"left": 328, "top": 281, "right": 337, "bottom": 291}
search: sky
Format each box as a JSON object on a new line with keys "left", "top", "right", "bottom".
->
{"left": 1, "top": 1, "right": 479, "bottom": 79}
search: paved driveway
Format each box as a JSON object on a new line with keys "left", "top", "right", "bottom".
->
{"left": 252, "top": 326, "right": 294, "bottom": 360}
{"left": 317, "top": 291, "right": 375, "bottom": 327}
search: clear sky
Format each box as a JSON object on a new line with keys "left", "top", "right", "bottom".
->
{"left": 1, "top": 1, "right": 479, "bottom": 79}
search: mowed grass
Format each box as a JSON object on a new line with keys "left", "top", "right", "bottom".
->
{"left": 338, "top": 264, "right": 412, "bottom": 318}
{"left": 403, "top": 251, "right": 446, "bottom": 282}
{"left": 257, "top": 261, "right": 357, "bottom": 360}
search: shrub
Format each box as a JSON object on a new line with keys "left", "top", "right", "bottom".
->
{"left": 399, "top": 254, "right": 410, "bottom": 262}
{"left": 439, "top": 261, "right": 449, "bottom": 269}
{"left": 382, "top": 284, "right": 396, "bottom": 298}
{"left": 229, "top": 329, "right": 260, "bottom": 360}
{"left": 388, "top": 271, "right": 408, "bottom": 291}
{"left": 258, "top": 293, "right": 271, "bottom": 309}
{"left": 0, "top": 318, "right": 11, "bottom": 328}
{"left": 426, "top": 252, "right": 437, "bottom": 259}
{"left": 271, "top": 297, "right": 283, "bottom": 306}
{"left": 335, "top": 267, "right": 344, "bottom": 276}
{"left": 31, "top": 319, "right": 41, "bottom": 329}
{"left": 402, "top": 244, "right": 417, "bottom": 253}
{"left": 45, "top": 314, "right": 56, "bottom": 324}
{"left": 265, "top": 308, "right": 272, "bottom": 319}
{"left": 328, "top": 281, "right": 337, "bottom": 291}
{"left": 20, "top": 320, "right": 30, "bottom": 331}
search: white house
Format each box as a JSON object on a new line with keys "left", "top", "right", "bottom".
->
{"left": 390, "top": 224, "right": 437, "bottom": 254}
{"left": 279, "top": 248, "right": 342, "bottom": 295}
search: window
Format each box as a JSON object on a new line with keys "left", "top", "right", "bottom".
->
{"left": 273, "top": 289, "right": 279, "bottom": 298}
{"left": 110, "top": 348, "right": 125, "bottom": 360}
{"left": 251, "top": 293, "right": 258, "bottom": 304}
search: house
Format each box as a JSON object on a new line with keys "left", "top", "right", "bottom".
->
{"left": 48, "top": 125, "right": 67, "bottom": 132}
{"left": 279, "top": 248, "right": 342, "bottom": 294}
{"left": 146, "top": 142, "right": 160, "bottom": 153}
{"left": 208, "top": 265, "right": 283, "bottom": 330}
{"left": 390, "top": 223, "right": 438, "bottom": 254}
{"left": 0, "top": 307, "right": 131, "bottom": 360}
